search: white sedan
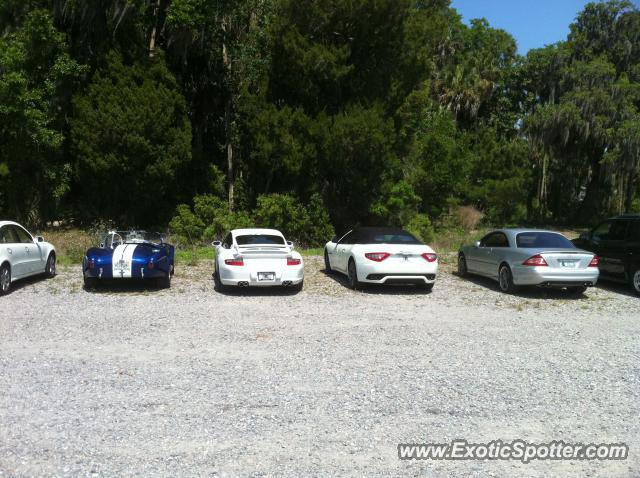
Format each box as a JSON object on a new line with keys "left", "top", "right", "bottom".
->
{"left": 213, "top": 228, "right": 304, "bottom": 291}
{"left": 324, "top": 227, "right": 438, "bottom": 290}
{"left": 0, "top": 221, "right": 57, "bottom": 295}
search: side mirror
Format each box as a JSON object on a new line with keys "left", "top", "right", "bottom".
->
{"left": 331, "top": 235, "right": 338, "bottom": 243}
{"left": 36, "top": 236, "right": 44, "bottom": 243}
{"left": 287, "top": 240, "right": 294, "bottom": 249}
{"left": 212, "top": 241, "right": 222, "bottom": 247}
{"left": 474, "top": 241, "right": 481, "bottom": 248}
{"left": 100, "top": 242, "right": 105, "bottom": 248}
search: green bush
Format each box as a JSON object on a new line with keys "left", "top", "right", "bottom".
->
{"left": 406, "top": 213, "right": 435, "bottom": 243}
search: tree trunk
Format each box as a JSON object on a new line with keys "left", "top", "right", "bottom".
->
{"left": 222, "top": 16, "right": 235, "bottom": 210}
{"left": 148, "top": 0, "right": 161, "bottom": 56}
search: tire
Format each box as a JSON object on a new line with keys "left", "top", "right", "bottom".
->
{"left": 83, "top": 276, "right": 98, "bottom": 289}
{"left": 157, "top": 267, "right": 172, "bottom": 289}
{"left": 214, "top": 265, "right": 227, "bottom": 292}
{"left": 45, "top": 253, "right": 56, "bottom": 278}
{"left": 498, "top": 264, "right": 518, "bottom": 294}
{"left": 457, "top": 253, "right": 468, "bottom": 277}
{"left": 324, "top": 249, "right": 332, "bottom": 273}
{"left": 0, "top": 264, "right": 11, "bottom": 296}
{"left": 630, "top": 268, "right": 640, "bottom": 296}
{"left": 568, "top": 286, "right": 587, "bottom": 295}
{"left": 291, "top": 280, "right": 304, "bottom": 292}
{"left": 347, "top": 259, "right": 362, "bottom": 290}
{"left": 421, "top": 282, "right": 434, "bottom": 292}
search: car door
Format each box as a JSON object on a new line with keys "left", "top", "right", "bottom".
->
{"left": 483, "top": 232, "right": 510, "bottom": 278}
{"left": 12, "top": 225, "right": 41, "bottom": 275}
{"left": 593, "top": 220, "right": 628, "bottom": 279}
{"left": 470, "top": 232, "right": 501, "bottom": 276}
{"left": 1, "top": 226, "right": 28, "bottom": 278}
{"left": 625, "top": 220, "right": 640, "bottom": 281}
{"left": 334, "top": 231, "right": 355, "bottom": 272}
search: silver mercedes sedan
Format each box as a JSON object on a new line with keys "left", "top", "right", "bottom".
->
{"left": 458, "top": 229, "right": 600, "bottom": 294}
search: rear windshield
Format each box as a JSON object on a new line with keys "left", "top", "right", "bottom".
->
{"left": 516, "top": 232, "right": 575, "bottom": 249}
{"left": 358, "top": 230, "right": 422, "bottom": 245}
{"left": 236, "top": 234, "right": 285, "bottom": 245}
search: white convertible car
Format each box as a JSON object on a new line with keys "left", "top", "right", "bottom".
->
{"left": 0, "top": 221, "right": 57, "bottom": 295}
{"left": 324, "top": 227, "right": 438, "bottom": 290}
{"left": 213, "top": 228, "right": 304, "bottom": 291}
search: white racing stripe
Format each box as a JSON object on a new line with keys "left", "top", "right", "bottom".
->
{"left": 112, "top": 244, "right": 137, "bottom": 278}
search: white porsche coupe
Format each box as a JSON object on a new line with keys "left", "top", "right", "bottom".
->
{"left": 213, "top": 228, "right": 304, "bottom": 291}
{"left": 0, "top": 221, "right": 57, "bottom": 295}
{"left": 324, "top": 227, "right": 438, "bottom": 290}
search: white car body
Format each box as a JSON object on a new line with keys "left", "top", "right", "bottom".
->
{"left": 0, "top": 221, "right": 57, "bottom": 294}
{"left": 324, "top": 227, "right": 438, "bottom": 288}
{"left": 213, "top": 228, "right": 304, "bottom": 289}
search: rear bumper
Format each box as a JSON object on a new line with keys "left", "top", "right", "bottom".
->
{"left": 357, "top": 261, "right": 438, "bottom": 284}
{"left": 219, "top": 265, "right": 304, "bottom": 287}
{"left": 83, "top": 266, "right": 168, "bottom": 279}
{"left": 512, "top": 266, "right": 599, "bottom": 287}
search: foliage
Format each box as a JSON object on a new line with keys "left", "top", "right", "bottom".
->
{"left": 71, "top": 52, "right": 192, "bottom": 226}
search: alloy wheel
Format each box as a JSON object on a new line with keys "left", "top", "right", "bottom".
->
{"left": 634, "top": 270, "right": 640, "bottom": 293}
{"left": 499, "top": 267, "right": 509, "bottom": 291}
{"left": 1, "top": 267, "right": 10, "bottom": 293}
{"left": 47, "top": 255, "right": 56, "bottom": 276}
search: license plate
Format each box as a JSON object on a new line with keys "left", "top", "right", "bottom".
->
{"left": 258, "top": 272, "right": 275, "bottom": 281}
{"left": 559, "top": 260, "right": 577, "bottom": 268}
{"left": 115, "top": 259, "right": 130, "bottom": 272}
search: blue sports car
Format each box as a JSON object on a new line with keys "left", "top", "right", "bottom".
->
{"left": 83, "top": 230, "right": 175, "bottom": 288}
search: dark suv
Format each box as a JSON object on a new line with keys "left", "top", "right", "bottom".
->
{"left": 573, "top": 214, "right": 640, "bottom": 295}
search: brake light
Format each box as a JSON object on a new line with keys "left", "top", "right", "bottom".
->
{"left": 365, "top": 252, "right": 390, "bottom": 262}
{"left": 148, "top": 261, "right": 155, "bottom": 269}
{"left": 225, "top": 258, "right": 244, "bottom": 266}
{"left": 588, "top": 255, "right": 599, "bottom": 267}
{"left": 88, "top": 259, "right": 95, "bottom": 269}
{"left": 523, "top": 254, "right": 548, "bottom": 266}
{"left": 287, "top": 257, "right": 301, "bottom": 266}
{"left": 421, "top": 253, "right": 437, "bottom": 262}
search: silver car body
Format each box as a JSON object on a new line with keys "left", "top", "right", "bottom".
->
{"left": 459, "top": 229, "right": 599, "bottom": 288}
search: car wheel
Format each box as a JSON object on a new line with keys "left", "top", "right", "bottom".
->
{"left": 421, "top": 282, "right": 434, "bottom": 292}
{"left": 45, "top": 253, "right": 56, "bottom": 278}
{"left": 347, "top": 259, "right": 361, "bottom": 290}
{"left": 0, "top": 264, "right": 11, "bottom": 295}
{"left": 630, "top": 268, "right": 640, "bottom": 296}
{"left": 83, "top": 276, "right": 98, "bottom": 289}
{"left": 457, "top": 253, "right": 468, "bottom": 277}
{"left": 324, "top": 249, "right": 332, "bottom": 273}
{"left": 498, "top": 264, "right": 517, "bottom": 294}
{"left": 157, "top": 267, "right": 172, "bottom": 289}
{"left": 214, "top": 266, "right": 227, "bottom": 292}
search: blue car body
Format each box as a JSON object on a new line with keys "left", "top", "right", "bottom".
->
{"left": 83, "top": 231, "right": 174, "bottom": 287}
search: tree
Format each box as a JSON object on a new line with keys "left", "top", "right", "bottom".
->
{"left": 0, "top": 8, "right": 84, "bottom": 224}
{"left": 71, "top": 52, "right": 191, "bottom": 225}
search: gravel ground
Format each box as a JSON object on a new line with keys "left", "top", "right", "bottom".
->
{"left": 0, "top": 255, "right": 638, "bottom": 477}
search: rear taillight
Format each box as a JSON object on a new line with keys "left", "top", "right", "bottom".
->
{"left": 225, "top": 258, "right": 244, "bottom": 266}
{"left": 365, "top": 252, "right": 390, "bottom": 262}
{"left": 588, "top": 255, "right": 599, "bottom": 267}
{"left": 523, "top": 254, "right": 548, "bottom": 266}
{"left": 148, "top": 261, "right": 155, "bottom": 269}
{"left": 421, "top": 253, "right": 437, "bottom": 262}
{"left": 88, "top": 259, "right": 95, "bottom": 269}
{"left": 287, "top": 258, "right": 301, "bottom": 266}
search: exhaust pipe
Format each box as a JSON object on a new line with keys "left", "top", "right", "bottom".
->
{"left": 282, "top": 281, "right": 292, "bottom": 287}
{"left": 238, "top": 281, "right": 249, "bottom": 287}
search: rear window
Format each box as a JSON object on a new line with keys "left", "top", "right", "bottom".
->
{"left": 357, "top": 230, "right": 422, "bottom": 245}
{"left": 236, "top": 234, "right": 285, "bottom": 245}
{"left": 516, "top": 232, "right": 574, "bottom": 249}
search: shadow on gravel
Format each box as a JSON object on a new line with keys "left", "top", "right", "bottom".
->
{"left": 321, "top": 269, "right": 433, "bottom": 295}
{"left": 83, "top": 280, "right": 166, "bottom": 293}
{"left": 594, "top": 280, "right": 638, "bottom": 298}
{"left": 4, "top": 273, "right": 52, "bottom": 294}
{"left": 452, "top": 272, "right": 592, "bottom": 300}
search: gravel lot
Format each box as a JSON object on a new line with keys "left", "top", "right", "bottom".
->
{"left": 1, "top": 255, "right": 639, "bottom": 477}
